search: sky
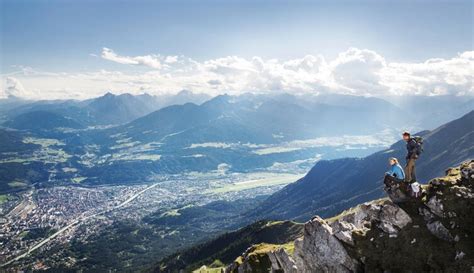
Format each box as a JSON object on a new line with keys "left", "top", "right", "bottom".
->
{"left": 0, "top": 0, "right": 473, "bottom": 100}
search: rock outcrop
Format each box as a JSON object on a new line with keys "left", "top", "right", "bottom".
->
{"left": 224, "top": 160, "right": 474, "bottom": 273}
{"left": 292, "top": 216, "right": 359, "bottom": 273}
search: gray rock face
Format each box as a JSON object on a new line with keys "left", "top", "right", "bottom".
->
{"left": 385, "top": 184, "right": 410, "bottom": 203}
{"left": 263, "top": 200, "right": 412, "bottom": 273}
{"left": 419, "top": 201, "right": 454, "bottom": 242}
{"left": 331, "top": 200, "right": 412, "bottom": 238}
{"left": 419, "top": 207, "right": 435, "bottom": 222}
{"left": 426, "top": 196, "right": 444, "bottom": 217}
{"left": 331, "top": 220, "right": 357, "bottom": 245}
{"left": 426, "top": 220, "right": 454, "bottom": 242}
{"left": 379, "top": 201, "right": 413, "bottom": 232}
{"left": 268, "top": 248, "right": 297, "bottom": 273}
{"left": 460, "top": 162, "right": 474, "bottom": 180}
{"left": 292, "top": 216, "right": 359, "bottom": 273}
{"left": 228, "top": 199, "right": 413, "bottom": 273}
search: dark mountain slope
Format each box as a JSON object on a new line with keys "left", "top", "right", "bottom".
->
{"left": 3, "top": 93, "right": 159, "bottom": 127}
{"left": 153, "top": 220, "right": 303, "bottom": 273}
{"left": 3, "top": 110, "right": 85, "bottom": 130}
{"left": 161, "top": 89, "right": 211, "bottom": 107}
{"left": 113, "top": 93, "right": 404, "bottom": 146}
{"left": 4, "top": 99, "right": 96, "bottom": 125}
{"left": 84, "top": 92, "right": 160, "bottom": 125}
{"left": 0, "top": 129, "right": 39, "bottom": 153}
{"left": 249, "top": 110, "right": 474, "bottom": 221}
{"left": 4, "top": 91, "right": 211, "bottom": 127}
{"left": 0, "top": 129, "right": 49, "bottom": 193}
{"left": 388, "top": 95, "right": 474, "bottom": 129}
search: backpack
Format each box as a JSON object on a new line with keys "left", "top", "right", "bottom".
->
{"left": 410, "top": 182, "right": 422, "bottom": 198}
{"left": 412, "top": 136, "right": 424, "bottom": 155}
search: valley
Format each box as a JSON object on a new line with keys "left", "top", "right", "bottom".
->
{"left": 0, "top": 92, "right": 472, "bottom": 272}
{"left": 0, "top": 170, "right": 305, "bottom": 271}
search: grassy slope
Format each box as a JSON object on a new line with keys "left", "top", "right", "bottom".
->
{"left": 153, "top": 220, "right": 303, "bottom": 273}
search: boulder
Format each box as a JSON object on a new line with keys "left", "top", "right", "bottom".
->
{"left": 426, "top": 196, "right": 444, "bottom": 217}
{"left": 330, "top": 200, "right": 412, "bottom": 239}
{"left": 267, "top": 248, "right": 297, "bottom": 273}
{"left": 385, "top": 184, "right": 410, "bottom": 203}
{"left": 426, "top": 220, "right": 453, "bottom": 242}
{"left": 292, "top": 216, "right": 359, "bottom": 273}
{"left": 378, "top": 201, "right": 412, "bottom": 233}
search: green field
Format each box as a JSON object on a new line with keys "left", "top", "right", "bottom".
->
{"left": 8, "top": 181, "right": 28, "bottom": 188}
{"left": 193, "top": 264, "right": 225, "bottom": 273}
{"left": 72, "top": 177, "right": 87, "bottom": 184}
{"left": 0, "top": 194, "right": 10, "bottom": 204}
{"left": 22, "top": 137, "right": 65, "bottom": 147}
{"left": 209, "top": 174, "right": 303, "bottom": 194}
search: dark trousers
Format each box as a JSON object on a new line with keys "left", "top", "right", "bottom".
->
{"left": 384, "top": 174, "right": 404, "bottom": 187}
{"left": 405, "top": 158, "right": 416, "bottom": 182}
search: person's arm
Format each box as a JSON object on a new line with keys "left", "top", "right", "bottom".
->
{"left": 386, "top": 166, "right": 394, "bottom": 176}
{"left": 407, "top": 140, "right": 417, "bottom": 159}
{"left": 398, "top": 165, "right": 406, "bottom": 180}
{"left": 394, "top": 165, "right": 405, "bottom": 180}
{"left": 406, "top": 142, "right": 412, "bottom": 159}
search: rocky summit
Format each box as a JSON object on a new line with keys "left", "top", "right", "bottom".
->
{"left": 221, "top": 160, "right": 474, "bottom": 273}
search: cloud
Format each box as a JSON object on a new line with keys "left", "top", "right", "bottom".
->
{"left": 101, "top": 47, "right": 162, "bottom": 69}
{"left": 1, "top": 77, "right": 30, "bottom": 98}
{"left": 329, "top": 48, "right": 386, "bottom": 94}
{"left": 2, "top": 48, "right": 473, "bottom": 100}
{"left": 164, "top": 56, "right": 179, "bottom": 64}
{"left": 380, "top": 51, "right": 474, "bottom": 96}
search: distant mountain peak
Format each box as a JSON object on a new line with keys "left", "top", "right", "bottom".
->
{"left": 103, "top": 91, "right": 115, "bottom": 97}
{"left": 176, "top": 89, "right": 193, "bottom": 96}
{"left": 6, "top": 94, "right": 23, "bottom": 101}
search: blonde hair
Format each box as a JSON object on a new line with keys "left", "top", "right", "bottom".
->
{"left": 389, "top": 157, "right": 399, "bottom": 164}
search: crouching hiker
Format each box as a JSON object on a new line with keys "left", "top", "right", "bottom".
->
{"left": 384, "top": 157, "right": 413, "bottom": 203}
{"left": 384, "top": 157, "right": 405, "bottom": 190}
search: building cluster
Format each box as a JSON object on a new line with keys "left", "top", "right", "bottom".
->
{"left": 0, "top": 172, "right": 291, "bottom": 270}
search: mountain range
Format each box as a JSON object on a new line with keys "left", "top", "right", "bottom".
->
{"left": 0, "top": 93, "right": 472, "bottom": 192}
{"left": 248, "top": 110, "right": 474, "bottom": 221}
{"left": 0, "top": 90, "right": 211, "bottom": 127}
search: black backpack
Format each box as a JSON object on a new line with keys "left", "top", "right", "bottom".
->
{"left": 412, "top": 136, "right": 424, "bottom": 155}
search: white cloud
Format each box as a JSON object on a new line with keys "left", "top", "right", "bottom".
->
{"left": 101, "top": 47, "right": 162, "bottom": 69}
{"left": 329, "top": 48, "right": 387, "bottom": 95}
{"left": 1, "top": 77, "right": 30, "bottom": 98}
{"left": 380, "top": 51, "right": 474, "bottom": 96}
{"left": 164, "top": 55, "right": 179, "bottom": 64}
{"left": 2, "top": 48, "right": 473, "bottom": 100}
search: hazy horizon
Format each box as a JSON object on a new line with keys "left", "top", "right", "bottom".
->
{"left": 1, "top": 0, "right": 473, "bottom": 100}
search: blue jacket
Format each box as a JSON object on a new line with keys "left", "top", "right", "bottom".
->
{"left": 386, "top": 164, "right": 405, "bottom": 180}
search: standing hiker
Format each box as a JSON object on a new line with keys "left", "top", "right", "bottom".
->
{"left": 402, "top": 131, "right": 423, "bottom": 183}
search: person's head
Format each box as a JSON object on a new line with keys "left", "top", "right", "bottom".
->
{"left": 402, "top": 131, "right": 411, "bottom": 141}
{"left": 389, "top": 157, "right": 399, "bottom": 166}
